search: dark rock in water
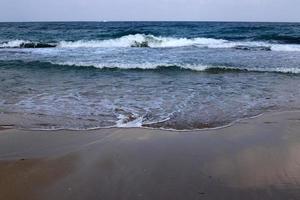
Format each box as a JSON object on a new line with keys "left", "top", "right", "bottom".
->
{"left": 36, "top": 43, "right": 57, "bottom": 48}
{"left": 234, "top": 45, "right": 271, "bottom": 51}
{"left": 259, "top": 46, "right": 272, "bottom": 51}
{"left": 131, "top": 41, "right": 149, "bottom": 48}
{"left": 20, "top": 43, "right": 56, "bottom": 48}
{"left": 234, "top": 46, "right": 252, "bottom": 51}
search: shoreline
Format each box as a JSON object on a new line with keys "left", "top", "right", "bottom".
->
{"left": 1, "top": 109, "right": 298, "bottom": 132}
{"left": 1, "top": 110, "right": 300, "bottom": 199}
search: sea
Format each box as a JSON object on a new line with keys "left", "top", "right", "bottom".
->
{"left": 1, "top": 21, "right": 300, "bottom": 130}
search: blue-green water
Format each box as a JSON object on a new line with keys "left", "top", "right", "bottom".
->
{"left": 1, "top": 22, "right": 300, "bottom": 130}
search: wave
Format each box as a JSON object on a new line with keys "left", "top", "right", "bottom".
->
{"left": 1, "top": 60, "right": 299, "bottom": 74}
{"left": 1, "top": 34, "right": 300, "bottom": 52}
{"left": 57, "top": 34, "right": 228, "bottom": 48}
{"left": 53, "top": 61, "right": 300, "bottom": 74}
{"left": 0, "top": 40, "right": 56, "bottom": 48}
{"left": 256, "top": 35, "right": 300, "bottom": 44}
{"left": 0, "top": 40, "right": 28, "bottom": 48}
{"left": 45, "top": 34, "right": 300, "bottom": 51}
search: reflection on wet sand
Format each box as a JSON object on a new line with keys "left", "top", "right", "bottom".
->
{"left": 1, "top": 111, "right": 300, "bottom": 200}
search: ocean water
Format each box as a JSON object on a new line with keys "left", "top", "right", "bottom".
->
{"left": 1, "top": 22, "right": 300, "bottom": 130}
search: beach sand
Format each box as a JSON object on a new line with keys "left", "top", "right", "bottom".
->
{"left": 1, "top": 111, "right": 300, "bottom": 200}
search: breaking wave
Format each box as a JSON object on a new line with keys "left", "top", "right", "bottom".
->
{"left": 1, "top": 34, "right": 300, "bottom": 52}
{"left": 0, "top": 40, "right": 56, "bottom": 48}
{"left": 58, "top": 34, "right": 229, "bottom": 48}
{"left": 56, "top": 34, "right": 300, "bottom": 51}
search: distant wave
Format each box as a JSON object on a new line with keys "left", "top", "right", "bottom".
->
{"left": 256, "top": 35, "right": 300, "bottom": 44}
{"left": 58, "top": 34, "right": 229, "bottom": 48}
{"left": 1, "top": 34, "right": 300, "bottom": 52}
{"left": 0, "top": 40, "right": 56, "bottom": 48}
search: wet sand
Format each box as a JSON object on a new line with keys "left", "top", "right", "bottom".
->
{"left": 1, "top": 111, "right": 300, "bottom": 200}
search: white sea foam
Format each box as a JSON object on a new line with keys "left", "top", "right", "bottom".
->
{"left": 270, "top": 44, "right": 300, "bottom": 52}
{"left": 0, "top": 40, "right": 29, "bottom": 48}
{"left": 54, "top": 61, "right": 173, "bottom": 69}
{"left": 116, "top": 113, "right": 143, "bottom": 128}
{"left": 54, "top": 61, "right": 214, "bottom": 71}
{"left": 57, "top": 34, "right": 231, "bottom": 48}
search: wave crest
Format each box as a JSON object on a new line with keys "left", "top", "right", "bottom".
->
{"left": 1, "top": 34, "right": 300, "bottom": 52}
{"left": 57, "top": 34, "right": 300, "bottom": 51}
{"left": 58, "top": 34, "right": 229, "bottom": 48}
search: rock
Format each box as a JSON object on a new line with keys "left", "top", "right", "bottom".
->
{"left": 131, "top": 41, "right": 149, "bottom": 48}
{"left": 20, "top": 42, "right": 56, "bottom": 48}
{"left": 234, "top": 45, "right": 271, "bottom": 51}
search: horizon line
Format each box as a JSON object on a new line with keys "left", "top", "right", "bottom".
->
{"left": 0, "top": 20, "right": 299, "bottom": 23}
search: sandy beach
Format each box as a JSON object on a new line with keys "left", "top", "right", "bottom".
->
{"left": 1, "top": 111, "right": 300, "bottom": 200}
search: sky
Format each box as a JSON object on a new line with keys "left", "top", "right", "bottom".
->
{"left": 0, "top": 0, "right": 299, "bottom": 22}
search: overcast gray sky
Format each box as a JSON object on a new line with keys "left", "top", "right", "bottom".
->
{"left": 1, "top": 0, "right": 299, "bottom": 22}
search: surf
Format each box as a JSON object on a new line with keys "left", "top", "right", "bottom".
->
{"left": 2, "top": 34, "right": 300, "bottom": 52}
